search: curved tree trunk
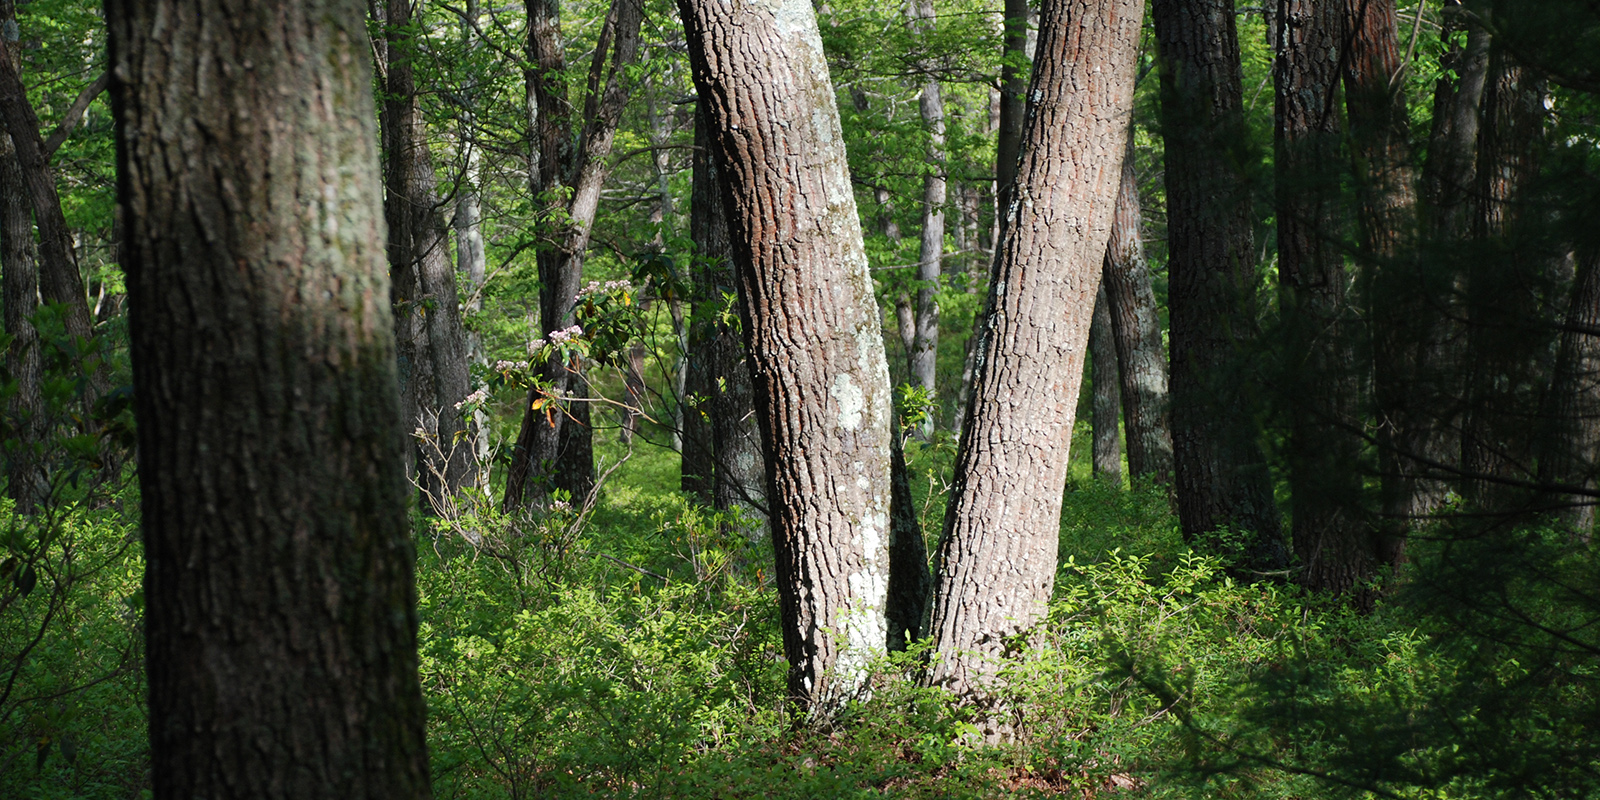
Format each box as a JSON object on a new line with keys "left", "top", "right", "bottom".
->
{"left": 1275, "top": 0, "right": 1371, "bottom": 597}
{"left": 927, "top": 0, "right": 1142, "bottom": 731}
{"left": 1100, "top": 138, "right": 1173, "bottom": 485}
{"left": 108, "top": 0, "right": 433, "bottom": 795}
{"left": 1152, "top": 0, "right": 1287, "bottom": 573}
{"left": 678, "top": 0, "right": 895, "bottom": 716}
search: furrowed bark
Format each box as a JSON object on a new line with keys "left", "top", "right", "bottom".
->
{"left": 1152, "top": 0, "right": 1287, "bottom": 572}
{"left": 108, "top": 0, "right": 433, "bottom": 794}
{"left": 1100, "top": 136, "right": 1174, "bottom": 485}
{"left": 1091, "top": 285, "right": 1123, "bottom": 483}
{"left": 928, "top": 0, "right": 1142, "bottom": 732}
{"left": 678, "top": 0, "right": 895, "bottom": 715}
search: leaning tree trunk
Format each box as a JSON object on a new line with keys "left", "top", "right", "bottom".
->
{"left": 504, "top": 0, "right": 642, "bottom": 510}
{"left": 383, "top": 0, "right": 473, "bottom": 503}
{"left": 1090, "top": 285, "right": 1123, "bottom": 483}
{"left": 678, "top": 0, "right": 895, "bottom": 717}
{"left": 1100, "top": 136, "right": 1174, "bottom": 485}
{"left": 107, "top": 0, "right": 433, "bottom": 795}
{"left": 927, "top": 0, "right": 1142, "bottom": 734}
{"left": 1276, "top": 0, "right": 1373, "bottom": 597}
{"left": 0, "top": 34, "right": 93, "bottom": 349}
{"left": 1152, "top": 0, "right": 1287, "bottom": 573}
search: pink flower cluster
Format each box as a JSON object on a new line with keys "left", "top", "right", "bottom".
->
{"left": 574, "top": 279, "right": 633, "bottom": 301}
{"left": 454, "top": 387, "right": 491, "bottom": 411}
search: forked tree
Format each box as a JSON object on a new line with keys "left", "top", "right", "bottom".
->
{"left": 108, "top": 1, "right": 433, "bottom": 795}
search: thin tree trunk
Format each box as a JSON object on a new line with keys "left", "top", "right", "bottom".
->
{"left": 0, "top": 36, "right": 92, "bottom": 348}
{"left": 1152, "top": 0, "right": 1287, "bottom": 573}
{"left": 505, "top": 0, "right": 643, "bottom": 510}
{"left": 907, "top": 0, "right": 946, "bottom": 429}
{"left": 456, "top": 0, "right": 491, "bottom": 480}
{"left": 1100, "top": 136, "right": 1174, "bottom": 484}
{"left": 1276, "top": 0, "right": 1372, "bottom": 597}
{"left": 678, "top": 0, "right": 895, "bottom": 716}
{"left": 886, "top": 438, "right": 928, "bottom": 652}
{"left": 1090, "top": 285, "right": 1123, "bottom": 483}
{"left": 108, "top": 0, "right": 433, "bottom": 794}
{"left": 928, "top": 0, "right": 1142, "bottom": 732}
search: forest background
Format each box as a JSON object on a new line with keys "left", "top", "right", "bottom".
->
{"left": 0, "top": 0, "right": 1596, "bottom": 797}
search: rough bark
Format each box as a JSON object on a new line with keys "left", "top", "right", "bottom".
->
{"left": 0, "top": 2, "right": 41, "bottom": 514}
{"left": 1275, "top": 0, "right": 1372, "bottom": 596}
{"left": 455, "top": 0, "right": 491, "bottom": 479}
{"left": 107, "top": 1, "right": 433, "bottom": 795}
{"left": 1090, "top": 285, "right": 1123, "bottom": 483}
{"left": 1152, "top": 0, "right": 1287, "bottom": 572}
{"left": 928, "top": 0, "right": 1142, "bottom": 724}
{"left": 1100, "top": 137, "right": 1174, "bottom": 484}
{"left": 0, "top": 35, "right": 92, "bottom": 348}
{"left": 504, "top": 0, "right": 643, "bottom": 510}
{"left": 678, "top": 0, "right": 895, "bottom": 715}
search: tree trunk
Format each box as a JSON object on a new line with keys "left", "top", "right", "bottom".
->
{"left": 907, "top": 0, "right": 946, "bottom": 429}
{"left": 505, "top": 0, "right": 643, "bottom": 510}
{"left": 1152, "top": 0, "right": 1287, "bottom": 573}
{"left": 0, "top": 1, "right": 41, "bottom": 514}
{"left": 456, "top": 0, "right": 491, "bottom": 481}
{"left": 381, "top": 0, "right": 473, "bottom": 504}
{"left": 0, "top": 35, "right": 92, "bottom": 348}
{"left": 927, "top": 0, "right": 1142, "bottom": 729}
{"left": 1460, "top": 46, "right": 1549, "bottom": 512}
{"left": 1275, "top": 0, "right": 1372, "bottom": 596}
{"left": 1370, "top": 0, "right": 1488, "bottom": 547}
{"left": 678, "top": 0, "right": 896, "bottom": 716}
{"left": 1090, "top": 285, "right": 1123, "bottom": 483}
{"left": 886, "top": 438, "right": 929, "bottom": 652}
{"left": 1537, "top": 249, "right": 1600, "bottom": 537}
{"left": 107, "top": 1, "right": 433, "bottom": 795}
{"left": 1100, "top": 136, "right": 1174, "bottom": 484}
{"left": 688, "top": 109, "right": 766, "bottom": 528}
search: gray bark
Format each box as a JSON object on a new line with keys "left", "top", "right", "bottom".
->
{"left": 678, "top": 0, "right": 895, "bottom": 715}
{"left": 1090, "top": 285, "right": 1123, "bottom": 483}
{"left": 928, "top": 0, "right": 1142, "bottom": 728}
{"left": 906, "top": 0, "right": 946, "bottom": 421}
{"left": 1100, "top": 137, "right": 1173, "bottom": 484}
{"left": 0, "top": 1, "right": 41, "bottom": 514}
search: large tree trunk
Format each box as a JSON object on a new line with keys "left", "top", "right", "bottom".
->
{"left": 0, "top": 0, "right": 41, "bottom": 515}
{"left": 927, "top": 0, "right": 1142, "bottom": 730}
{"left": 1090, "top": 285, "right": 1123, "bottom": 483}
{"left": 1151, "top": 0, "right": 1287, "bottom": 572}
{"left": 382, "top": 0, "right": 473, "bottom": 505}
{"left": 677, "top": 0, "right": 895, "bottom": 716}
{"left": 504, "top": 0, "right": 643, "bottom": 510}
{"left": 107, "top": 1, "right": 433, "bottom": 795}
{"left": 1275, "top": 0, "right": 1372, "bottom": 596}
{"left": 1100, "top": 137, "right": 1174, "bottom": 485}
